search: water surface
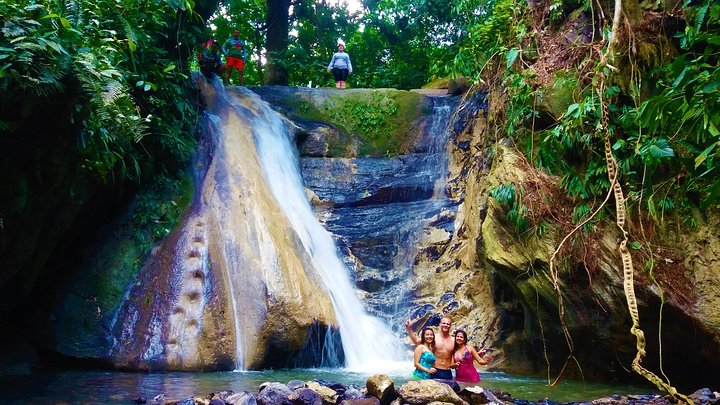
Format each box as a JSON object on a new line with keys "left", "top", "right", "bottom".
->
{"left": 0, "top": 368, "right": 656, "bottom": 404}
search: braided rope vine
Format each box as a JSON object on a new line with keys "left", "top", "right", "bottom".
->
{"left": 595, "top": 80, "right": 691, "bottom": 404}
{"left": 593, "top": 2, "right": 692, "bottom": 400}
{"left": 544, "top": 0, "right": 694, "bottom": 401}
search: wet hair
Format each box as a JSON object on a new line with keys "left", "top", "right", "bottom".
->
{"left": 453, "top": 330, "right": 468, "bottom": 352}
{"left": 421, "top": 327, "right": 435, "bottom": 352}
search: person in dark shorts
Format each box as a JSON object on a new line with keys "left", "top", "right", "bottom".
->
{"left": 326, "top": 42, "right": 353, "bottom": 89}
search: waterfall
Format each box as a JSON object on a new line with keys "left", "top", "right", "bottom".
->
{"left": 425, "top": 98, "right": 454, "bottom": 199}
{"left": 226, "top": 88, "right": 404, "bottom": 371}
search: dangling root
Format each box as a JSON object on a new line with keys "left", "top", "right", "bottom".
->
{"left": 595, "top": 80, "right": 692, "bottom": 404}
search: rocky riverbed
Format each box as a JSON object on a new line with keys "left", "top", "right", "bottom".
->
{"left": 130, "top": 374, "right": 718, "bottom": 405}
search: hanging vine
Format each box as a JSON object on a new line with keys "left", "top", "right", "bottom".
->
{"left": 592, "top": 0, "right": 691, "bottom": 401}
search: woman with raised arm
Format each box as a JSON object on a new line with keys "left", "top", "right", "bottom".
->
{"left": 452, "top": 330, "right": 492, "bottom": 383}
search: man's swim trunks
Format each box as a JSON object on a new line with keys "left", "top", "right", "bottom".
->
{"left": 431, "top": 368, "right": 453, "bottom": 380}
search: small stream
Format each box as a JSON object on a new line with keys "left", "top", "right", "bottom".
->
{"left": 0, "top": 369, "right": 656, "bottom": 404}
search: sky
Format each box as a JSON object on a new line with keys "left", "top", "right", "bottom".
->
{"left": 327, "top": 0, "right": 364, "bottom": 14}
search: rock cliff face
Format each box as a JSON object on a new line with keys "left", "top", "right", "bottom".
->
{"left": 289, "top": 87, "right": 720, "bottom": 388}
{"left": 23, "top": 84, "right": 720, "bottom": 386}
{"left": 398, "top": 93, "right": 720, "bottom": 388}
{"left": 46, "top": 81, "right": 337, "bottom": 371}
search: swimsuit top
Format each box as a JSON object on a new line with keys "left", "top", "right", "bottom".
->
{"left": 412, "top": 349, "right": 436, "bottom": 379}
{"left": 454, "top": 346, "right": 481, "bottom": 383}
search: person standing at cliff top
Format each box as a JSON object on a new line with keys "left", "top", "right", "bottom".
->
{"left": 326, "top": 41, "right": 352, "bottom": 89}
{"left": 222, "top": 29, "right": 247, "bottom": 85}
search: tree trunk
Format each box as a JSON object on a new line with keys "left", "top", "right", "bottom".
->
{"left": 254, "top": 28, "right": 264, "bottom": 85}
{"left": 265, "top": 0, "right": 290, "bottom": 85}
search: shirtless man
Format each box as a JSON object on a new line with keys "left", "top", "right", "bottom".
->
{"left": 406, "top": 316, "right": 455, "bottom": 380}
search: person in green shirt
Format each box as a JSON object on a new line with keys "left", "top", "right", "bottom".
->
{"left": 222, "top": 29, "right": 247, "bottom": 85}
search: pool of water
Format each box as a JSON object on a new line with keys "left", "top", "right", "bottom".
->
{"left": 0, "top": 367, "right": 656, "bottom": 404}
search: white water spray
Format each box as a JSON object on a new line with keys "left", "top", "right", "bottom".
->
{"left": 232, "top": 89, "right": 405, "bottom": 371}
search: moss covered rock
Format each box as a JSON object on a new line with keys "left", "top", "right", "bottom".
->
{"left": 251, "top": 87, "right": 427, "bottom": 158}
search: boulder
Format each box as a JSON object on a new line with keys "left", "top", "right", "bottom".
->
{"left": 458, "top": 385, "right": 502, "bottom": 404}
{"left": 366, "top": 374, "right": 397, "bottom": 404}
{"left": 337, "top": 385, "right": 364, "bottom": 402}
{"left": 257, "top": 383, "right": 292, "bottom": 405}
{"left": 306, "top": 381, "right": 339, "bottom": 404}
{"left": 339, "top": 399, "right": 380, "bottom": 405}
{"left": 397, "top": 380, "right": 468, "bottom": 405}
{"left": 288, "top": 388, "right": 323, "bottom": 405}
{"left": 287, "top": 380, "right": 306, "bottom": 391}
{"left": 208, "top": 390, "right": 235, "bottom": 401}
{"left": 225, "top": 391, "right": 257, "bottom": 405}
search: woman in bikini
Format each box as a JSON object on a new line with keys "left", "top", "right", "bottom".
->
{"left": 412, "top": 328, "right": 438, "bottom": 379}
{"left": 452, "top": 330, "right": 492, "bottom": 383}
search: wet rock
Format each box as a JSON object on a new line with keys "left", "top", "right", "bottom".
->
{"left": 339, "top": 398, "right": 381, "bottom": 405}
{"left": 433, "top": 380, "right": 460, "bottom": 393}
{"left": 289, "top": 388, "right": 323, "bottom": 405}
{"left": 409, "top": 304, "right": 436, "bottom": 323}
{"left": 134, "top": 397, "right": 148, "bottom": 404}
{"left": 208, "top": 390, "right": 235, "bottom": 401}
{"left": 366, "top": 374, "right": 398, "bottom": 404}
{"left": 162, "top": 398, "right": 199, "bottom": 405}
{"left": 689, "top": 388, "right": 719, "bottom": 404}
{"left": 306, "top": 381, "right": 339, "bottom": 403}
{"left": 591, "top": 393, "right": 670, "bottom": 404}
{"left": 426, "top": 313, "right": 442, "bottom": 326}
{"left": 442, "top": 301, "right": 459, "bottom": 313}
{"left": 287, "top": 380, "right": 306, "bottom": 391}
{"left": 458, "top": 385, "right": 495, "bottom": 404}
{"left": 338, "top": 385, "right": 365, "bottom": 402}
{"left": 209, "top": 399, "right": 226, "bottom": 405}
{"left": 439, "top": 293, "right": 455, "bottom": 306}
{"left": 397, "top": 380, "right": 468, "bottom": 405}
{"left": 296, "top": 124, "right": 340, "bottom": 157}
{"left": 257, "top": 383, "right": 293, "bottom": 405}
{"left": 537, "top": 399, "right": 563, "bottom": 405}
{"left": 225, "top": 391, "right": 257, "bottom": 405}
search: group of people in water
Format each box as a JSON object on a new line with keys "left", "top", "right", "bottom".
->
{"left": 198, "top": 30, "right": 353, "bottom": 89}
{"left": 406, "top": 316, "right": 492, "bottom": 383}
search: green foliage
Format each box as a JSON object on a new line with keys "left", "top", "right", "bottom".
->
{"left": 432, "top": 0, "right": 528, "bottom": 81}
{"left": 320, "top": 90, "right": 410, "bottom": 155}
{"left": 0, "top": 0, "right": 202, "bottom": 282}
{"left": 284, "top": 89, "right": 422, "bottom": 156}
{"left": 1, "top": 0, "right": 199, "bottom": 184}
{"left": 504, "top": 70, "right": 539, "bottom": 137}
{"left": 491, "top": 182, "right": 530, "bottom": 235}
{"left": 633, "top": 0, "right": 720, "bottom": 210}
{"left": 133, "top": 175, "right": 193, "bottom": 248}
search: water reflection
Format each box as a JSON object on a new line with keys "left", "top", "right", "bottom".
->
{"left": 0, "top": 369, "right": 656, "bottom": 404}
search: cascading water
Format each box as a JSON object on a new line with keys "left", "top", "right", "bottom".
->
{"left": 224, "top": 88, "right": 404, "bottom": 371}
{"left": 300, "top": 95, "right": 459, "bottom": 330}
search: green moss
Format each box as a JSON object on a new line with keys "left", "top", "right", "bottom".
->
{"left": 282, "top": 89, "right": 425, "bottom": 157}
{"left": 56, "top": 172, "right": 194, "bottom": 337}
{"left": 423, "top": 77, "right": 450, "bottom": 89}
{"left": 540, "top": 70, "right": 581, "bottom": 119}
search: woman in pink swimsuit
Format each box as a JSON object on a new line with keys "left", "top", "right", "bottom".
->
{"left": 452, "top": 330, "right": 492, "bottom": 383}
